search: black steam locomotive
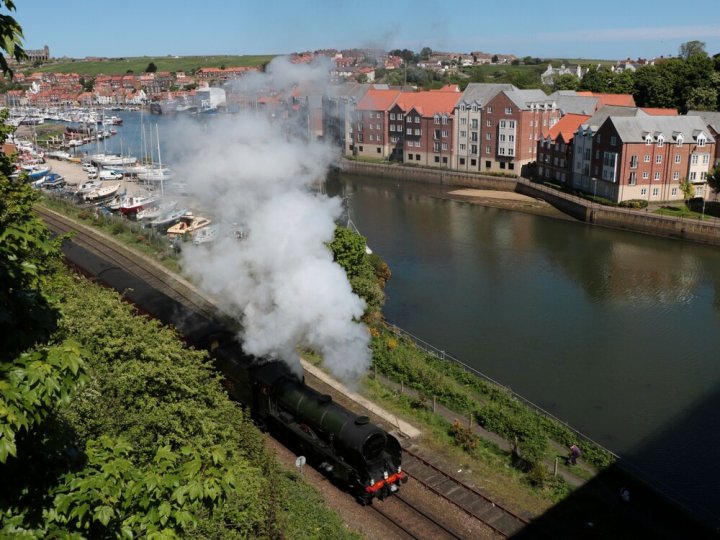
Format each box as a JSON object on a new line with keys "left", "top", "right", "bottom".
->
{"left": 60, "top": 238, "right": 407, "bottom": 504}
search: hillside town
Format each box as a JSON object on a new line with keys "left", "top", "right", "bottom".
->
{"left": 4, "top": 46, "right": 720, "bottom": 207}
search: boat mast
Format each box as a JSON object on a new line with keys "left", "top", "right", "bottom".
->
{"left": 156, "top": 123, "right": 163, "bottom": 198}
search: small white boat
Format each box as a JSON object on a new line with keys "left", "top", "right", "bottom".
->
{"left": 137, "top": 167, "right": 173, "bottom": 183}
{"left": 119, "top": 195, "right": 160, "bottom": 216}
{"left": 149, "top": 207, "right": 188, "bottom": 228}
{"left": 84, "top": 183, "right": 120, "bottom": 202}
{"left": 76, "top": 179, "right": 103, "bottom": 194}
{"left": 136, "top": 200, "right": 178, "bottom": 221}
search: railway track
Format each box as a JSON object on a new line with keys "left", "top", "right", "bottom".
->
{"left": 36, "top": 205, "right": 223, "bottom": 325}
{"left": 401, "top": 443, "right": 545, "bottom": 538}
{"left": 37, "top": 206, "right": 544, "bottom": 539}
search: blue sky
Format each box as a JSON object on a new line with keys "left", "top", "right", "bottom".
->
{"left": 14, "top": 0, "right": 720, "bottom": 60}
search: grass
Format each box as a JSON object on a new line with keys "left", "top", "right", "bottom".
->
{"left": 654, "top": 205, "right": 711, "bottom": 220}
{"left": 31, "top": 55, "right": 275, "bottom": 76}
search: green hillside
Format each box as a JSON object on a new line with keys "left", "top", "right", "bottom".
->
{"left": 32, "top": 55, "right": 275, "bottom": 76}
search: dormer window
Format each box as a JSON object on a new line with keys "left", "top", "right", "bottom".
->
{"left": 676, "top": 134, "right": 683, "bottom": 147}
{"left": 657, "top": 135, "right": 664, "bottom": 148}
{"left": 645, "top": 135, "right": 653, "bottom": 145}
{"left": 460, "top": 104, "right": 466, "bottom": 112}
{"left": 698, "top": 134, "right": 706, "bottom": 147}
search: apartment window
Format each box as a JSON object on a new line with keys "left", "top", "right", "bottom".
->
{"left": 390, "top": 124, "right": 395, "bottom": 132}
{"left": 653, "top": 188, "right": 659, "bottom": 196}
{"left": 471, "top": 119, "right": 478, "bottom": 129}
{"left": 509, "top": 121, "right": 515, "bottom": 128}
{"left": 645, "top": 136, "right": 652, "bottom": 145}
{"left": 376, "top": 147, "right": 381, "bottom": 154}
{"left": 390, "top": 113, "right": 396, "bottom": 120}
{"left": 434, "top": 129, "right": 441, "bottom": 140}
{"left": 672, "top": 188, "right": 677, "bottom": 195}
{"left": 597, "top": 134, "right": 602, "bottom": 144}
{"left": 629, "top": 172, "right": 637, "bottom": 185}
{"left": 414, "top": 129, "right": 421, "bottom": 135}
{"left": 486, "top": 146, "right": 491, "bottom": 154}
{"left": 459, "top": 143, "right": 466, "bottom": 151}
{"left": 485, "top": 161, "right": 491, "bottom": 168}
{"left": 442, "top": 116, "right": 448, "bottom": 125}
{"left": 434, "top": 115, "right": 440, "bottom": 124}
{"left": 415, "top": 116, "right": 421, "bottom": 123}
{"left": 630, "top": 155, "right": 638, "bottom": 168}
{"left": 407, "top": 153, "right": 413, "bottom": 160}
{"left": 690, "top": 171, "right": 697, "bottom": 180}
{"left": 460, "top": 130, "right": 466, "bottom": 138}
{"left": 414, "top": 141, "right": 421, "bottom": 147}
{"left": 691, "top": 154, "right": 699, "bottom": 165}
{"left": 433, "top": 142, "right": 440, "bottom": 153}
{"left": 703, "top": 154, "right": 710, "bottom": 164}
{"left": 698, "top": 137, "right": 705, "bottom": 147}
{"left": 487, "top": 106, "right": 492, "bottom": 113}
{"left": 415, "top": 154, "right": 420, "bottom": 160}
{"left": 674, "top": 154, "right": 681, "bottom": 164}
{"left": 656, "top": 155, "right": 662, "bottom": 164}
{"left": 644, "top": 155, "right": 650, "bottom": 163}
{"left": 500, "top": 120, "right": 506, "bottom": 128}
{"left": 357, "top": 134, "right": 363, "bottom": 143}
{"left": 369, "top": 134, "right": 374, "bottom": 141}
{"left": 657, "top": 138, "right": 664, "bottom": 148}
{"left": 642, "top": 172, "right": 649, "bottom": 179}
{"left": 460, "top": 117, "right": 467, "bottom": 125}
{"left": 442, "top": 130, "right": 449, "bottom": 137}
{"left": 442, "top": 143, "right": 448, "bottom": 150}
{"left": 486, "top": 120, "right": 491, "bottom": 127}
{"left": 529, "top": 121, "right": 534, "bottom": 127}
{"left": 672, "top": 171, "right": 680, "bottom": 180}
{"left": 509, "top": 134, "right": 514, "bottom": 142}
{"left": 508, "top": 148, "right": 514, "bottom": 156}
{"left": 595, "top": 150, "right": 600, "bottom": 159}
{"left": 654, "top": 172, "right": 660, "bottom": 180}
{"left": 641, "top": 188, "right": 647, "bottom": 195}
{"left": 486, "top": 133, "right": 491, "bottom": 140}
{"left": 459, "top": 158, "right": 465, "bottom": 165}
{"left": 471, "top": 132, "right": 478, "bottom": 142}
{"left": 434, "top": 156, "right": 440, "bottom": 162}
{"left": 499, "top": 148, "right": 505, "bottom": 155}
{"left": 500, "top": 134, "right": 506, "bottom": 142}
{"left": 406, "top": 128, "right": 412, "bottom": 135}
{"left": 500, "top": 162, "right": 506, "bottom": 169}
{"left": 390, "top": 136, "right": 398, "bottom": 143}
{"left": 610, "top": 136, "right": 617, "bottom": 146}
{"left": 471, "top": 144, "right": 478, "bottom": 154}
{"left": 505, "top": 107, "right": 512, "bottom": 114}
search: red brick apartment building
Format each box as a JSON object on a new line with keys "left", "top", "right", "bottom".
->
{"left": 351, "top": 87, "right": 401, "bottom": 158}
{"left": 536, "top": 113, "right": 591, "bottom": 185}
{"left": 590, "top": 115, "right": 715, "bottom": 203}
{"left": 688, "top": 110, "right": 720, "bottom": 167}
{"left": 390, "top": 89, "right": 460, "bottom": 166}
{"left": 479, "top": 88, "right": 560, "bottom": 175}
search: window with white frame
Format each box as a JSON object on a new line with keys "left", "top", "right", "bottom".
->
{"left": 674, "top": 154, "right": 681, "bottom": 164}
{"left": 487, "top": 106, "right": 492, "bottom": 113}
{"left": 460, "top": 130, "right": 466, "bottom": 138}
{"left": 499, "top": 147, "right": 505, "bottom": 155}
{"left": 434, "top": 115, "right": 440, "bottom": 124}
{"left": 390, "top": 124, "right": 395, "bottom": 131}
{"left": 460, "top": 117, "right": 467, "bottom": 125}
{"left": 508, "top": 148, "right": 514, "bottom": 156}
{"left": 643, "top": 172, "right": 649, "bottom": 179}
{"left": 415, "top": 116, "right": 420, "bottom": 123}
{"left": 433, "top": 142, "right": 440, "bottom": 152}
{"left": 505, "top": 107, "right": 512, "bottom": 114}
{"left": 471, "top": 119, "right": 478, "bottom": 129}
{"left": 654, "top": 172, "right": 660, "bottom": 180}
{"left": 656, "top": 155, "right": 662, "bottom": 164}
{"left": 460, "top": 143, "right": 466, "bottom": 151}
{"left": 698, "top": 135, "right": 706, "bottom": 147}
{"left": 499, "top": 134, "right": 506, "bottom": 142}
{"left": 390, "top": 113, "right": 396, "bottom": 120}
{"left": 645, "top": 135, "right": 652, "bottom": 145}
{"left": 471, "top": 144, "right": 478, "bottom": 154}
{"left": 486, "top": 133, "right": 491, "bottom": 140}
{"left": 509, "top": 134, "right": 514, "bottom": 142}
{"left": 406, "top": 128, "right": 412, "bottom": 135}
{"left": 486, "top": 146, "right": 491, "bottom": 154}
{"left": 500, "top": 120, "right": 506, "bottom": 128}
{"left": 690, "top": 171, "right": 697, "bottom": 180}
{"left": 653, "top": 188, "right": 659, "bottom": 196}
{"left": 657, "top": 136, "right": 664, "bottom": 148}
{"left": 442, "top": 143, "right": 448, "bottom": 150}
{"left": 442, "top": 130, "right": 449, "bottom": 137}
{"left": 644, "top": 155, "right": 650, "bottom": 162}
{"left": 486, "top": 120, "right": 491, "bottom": 127}
{"left": 673, "top": 171, "right": 680, "bottom": 180}
{"left": 610, "top": 136, "right": 617, "bottom": 146}
{"left": 509, "top": 120, "right": 515, "bottom": 128}
{"left": 672, "top": 187, "right": 677, "bottom": 195}
{"left": 629, "top": 172, "right": 637, "bottom": 185}
{"left": 414, "top": 128, "right": 421, "bottom": 135}
{"left": 691, "top": 154, "right": 699, "bottom": 165}
{"left": 703, "top": 154, "right": 709, "bottom": 164}
{"left": 641, "top": 188, "right": 647, "bottom": 195}
{"left": 630, "top": 155, "right": 638, "bottom": 168}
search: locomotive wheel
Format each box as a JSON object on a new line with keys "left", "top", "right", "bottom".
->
{"left": 356, "top": 494, "right": 373, "bottom": 506}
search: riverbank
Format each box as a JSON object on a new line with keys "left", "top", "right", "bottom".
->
{"left": 339, "top": 159, "right": 720, "bottom": 246}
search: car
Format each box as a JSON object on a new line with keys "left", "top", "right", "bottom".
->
{"left": 87, "top": 170, "right": 98, "bottom": 179}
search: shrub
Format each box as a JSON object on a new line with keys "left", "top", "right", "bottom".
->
{"left": 619, "top": 199, "right": 648, "bottom": 209}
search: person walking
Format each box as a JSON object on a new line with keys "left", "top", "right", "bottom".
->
{"left": 569, "top": 444, "right": 581, "bottom": 465}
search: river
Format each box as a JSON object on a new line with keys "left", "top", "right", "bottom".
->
{"left": 327, "top": 173, "right": 720, "bottom": 526}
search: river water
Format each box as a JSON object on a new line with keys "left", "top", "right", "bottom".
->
{"left": 68, "top": 111, "right": 720, "bottom": 524}
{"left": 327, "top": 173, "right": 720, "bottom": 525}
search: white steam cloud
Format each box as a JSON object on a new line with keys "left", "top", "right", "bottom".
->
{"left": 167, "top": 57, "right": 371, "bottom": 382}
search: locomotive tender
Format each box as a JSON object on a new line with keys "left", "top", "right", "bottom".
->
{"left": 60, "top": 238, "right": 407, "bottom": 504}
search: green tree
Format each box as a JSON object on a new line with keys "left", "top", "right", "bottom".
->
{"left": 707, "top": 166, "right": 720, "bottom": 200}
{"left": 420, "top": 47, "right": 432, "bottom": 61}
{"left": 632, "top": 65, "right": 675, "bottom": 108}
{"left": 679, "top": 177, "right": 694, "bottom": 203}
{"left": 579, "top": 66, "right": 614, "bottom": 93}
{"left": 685, "top": 86, "right": 718, "bottom": 111}
{"left": 491, "top": 54, "right": 498, "bottom": 63}
{"left": 0, "top": 1, "right": 26, "bottom": 76}
{"left": 553, "top": 73, "right": 579, "bottom": 91}
{"left": 355, "top": 73, "right": 368, "bottom": 84}
{"left": 679, "top": 40, "right": 707, "bottom": 60}
{"left": 145, "top": 61, "right": 158, "bottom": 73}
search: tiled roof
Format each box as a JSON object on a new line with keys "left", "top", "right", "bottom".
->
{"left": 545, "top": 113, "right": 591, "bottom": 142}
{"left": 396, "top": 90, "right": 461, "bottom": 116}
{"left": 459, "top": 83, "right": 515, "bottom": 106}
{"left": 687, "top": 110, "right": 720, "bottom": 133}
{"left": 639, "top": 107, "right": 678, "bottom": 116}
{"left": 577, "top": 92, "right": 635, "bottom": 108}
{"left": 607, "top": 115, "right": 715, "bottom": 144}
{"left": 355, "top": 87, "right": 402, "bottom": 111}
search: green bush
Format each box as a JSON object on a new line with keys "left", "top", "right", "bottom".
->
{"left": 619, "top": 199, "right": 648, "bottom": 209}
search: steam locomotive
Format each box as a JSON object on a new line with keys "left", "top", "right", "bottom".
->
{"left": 60, "top": 237, "right": 407, "bottom": 504}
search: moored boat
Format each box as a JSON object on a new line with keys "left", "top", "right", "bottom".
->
{"left": 84, "top": 183, "right": 120, "bottom": 202}
{"left": 148, "top": 207, "right": 188, "bottom": 229}
{"left": 166, "top": 213, "right": 211, "bottom": 239}
{"left": 119, "top": 195, "right": 160, "bottom": 216}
